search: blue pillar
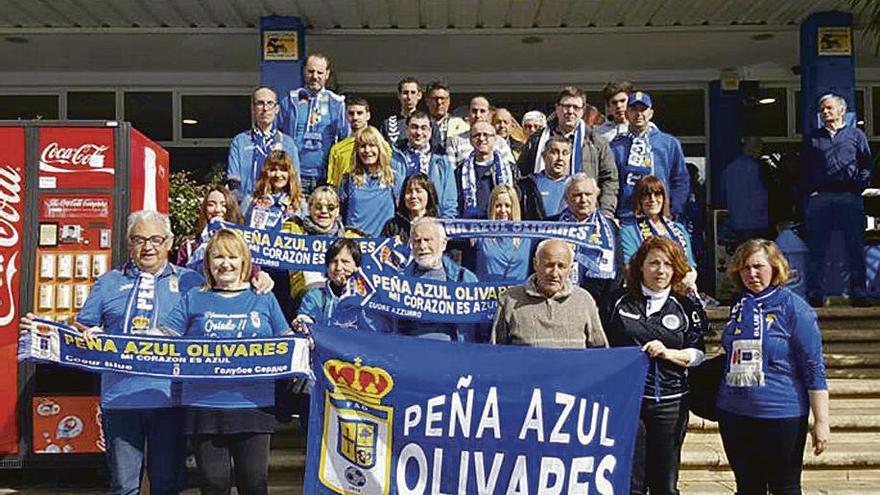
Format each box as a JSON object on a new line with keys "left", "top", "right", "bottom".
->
{"left": 800, "top": 11, "right": 857, "bottom": 296}
{"left": 800, "top": 11, "right": 856, "bottom": 134}
{"left": 708, "top": 80, "right": 743, "bottom": 208}
{"left": 260, "top": 16, "right": 306, "bottom": 101}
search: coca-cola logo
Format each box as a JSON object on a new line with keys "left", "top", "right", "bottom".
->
{"left": 0, "top": 165, "right": 23, "bottom": 327}
{"left": 40, "top": 142, "right": 110, "bottom": 169}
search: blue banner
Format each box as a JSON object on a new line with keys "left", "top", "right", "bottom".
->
{"left": 18, "top": 319, "right": 311, "bottom": 380}
{"left": 304, "top": 328, "right": 648, "bottom": 494}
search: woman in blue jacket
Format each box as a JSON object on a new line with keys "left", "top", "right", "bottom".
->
{"left": 474, "top": 184, "right": 532, "bottom": 283}
{"left": 717, "top": 239, "right": 830, "bottom": 494}
{"left": 162, "top": 229, "right": 294, "bottom": 495}
{"left": 339, "top": 126, "right": 403, "bottom": 236}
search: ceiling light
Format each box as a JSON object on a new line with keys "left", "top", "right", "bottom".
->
{"left": 4, "top": 36, "right": 28, "bottom": 44}
{"left": 751, "top": 33, "right": 775, "bottom": 42}
{"left": 521, "top": 36, "right": 544, "bottom": 44}
{"left": 182, "top": 119, "right": 198, "bottom": 125}
{"left": 758, "top": 98, "right": 776, "bottom": 105}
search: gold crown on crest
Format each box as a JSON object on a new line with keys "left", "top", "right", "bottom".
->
{"left": 323, "top": 357, "right": 394, "bottom": 404}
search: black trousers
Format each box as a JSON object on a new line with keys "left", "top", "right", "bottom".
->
{"left": 630, "top": 397, "right": 689, "bottom": 495}
{"left": 718, "top": 411, "right": 809, "bottom": 495}
{"left": 192, "top": 433, "right": 271, "bottom": 495}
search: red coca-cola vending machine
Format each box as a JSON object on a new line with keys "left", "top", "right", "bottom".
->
{"left": 0, "top": 121, "right": 169, "bottom": 468}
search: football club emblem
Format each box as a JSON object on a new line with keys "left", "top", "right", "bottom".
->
{"left": 319, "top": 357, "right": 394, "bottom": 495}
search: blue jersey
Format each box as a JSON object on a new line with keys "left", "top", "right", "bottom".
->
{"left": 475, "top": 237, "right": 532, "bottom": 282}
{"left": 532, "top": 171, "right": 568, "bottom": 218}
{"left": 391, "top": 146, "right": 458, "bottom": 218}
{"left": 227, "top": 129, "right": 300, "bottom": 204}
{"left": 339, "top": 171, "right": 403, "bottom": 237}
{"left": 277, "top": 88, "right": 349, "bottom": 181}
{"left": 162, "top": 288, "right": 289, "bottom": 408}
{"left": 76, "top": 262, "right": 204, "bottom": 409}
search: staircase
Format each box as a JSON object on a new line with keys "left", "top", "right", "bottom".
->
{"left": 201, "top": 306, "right": 880, "bottom": 494}
{"left": 679, "top": 306, "right": 880, "bottom": 494}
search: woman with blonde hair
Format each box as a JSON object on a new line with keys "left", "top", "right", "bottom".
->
{"left": 162, "top": 228, "right": 293, "bottom": 495}
{"left": 717, "top": 239, "right": 829, "bottom": 494}
{"left": 607, "top": 236, "right": 708, "bottom": 495}
{"left": 474, "top": 184, "right": 532, "bottom": 283}
{"left": 338, "top": 126, "right": 403, "bottom": 236}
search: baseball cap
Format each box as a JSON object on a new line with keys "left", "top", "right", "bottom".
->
{"left": 627, "top": 91, "right": 653, "bottom": 108}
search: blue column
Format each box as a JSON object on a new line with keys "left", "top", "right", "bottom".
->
{"left": 260, "top": 16, "right": 306, "bottom": 100}
{"left": 800, "top": 11, "right": 856, "bottom": 134}
{"left": 800, "top": 11, "right": 857, "bottom": 296}
{"left": 708, "top": 80, "right": 742, "bottom": 208}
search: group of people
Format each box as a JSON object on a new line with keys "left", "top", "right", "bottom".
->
{"left": 30, "top": 50, "right": 861, "bottom": 495}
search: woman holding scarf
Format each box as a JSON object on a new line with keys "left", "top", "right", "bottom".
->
{"left": 338, "top": 126, "right": 403, "bottom": 237}
{"left": 606, "top": 237, "right": 707, "bottom": 495}
{"left": 177, "top": 185, "right": 245, "bottom": 269}
{"left": 718, "top": 239, "right": 829, "bottom": 494}
{"left": 382, "top": 173, "right": 439, "bottom": 245}
{"left": 162, "top": 229, "right": 295, "bottom": 495}
{"left": 620, "top": 176, "right": 697, "bottom": 291}
{"left": 474, "top": 184, "right": 532, "bottom": 283}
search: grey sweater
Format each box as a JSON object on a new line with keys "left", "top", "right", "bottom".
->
{"left": 492, "top": 275, "right": 609, "bottom": 349}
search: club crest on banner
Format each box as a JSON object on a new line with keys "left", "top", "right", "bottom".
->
{"left": 319, "top": 357, "right": 394, "bottom": 495}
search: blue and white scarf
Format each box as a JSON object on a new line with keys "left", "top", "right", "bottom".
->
{"left": 625, "top": 130, "right": 655, "bottom": 175}
{"left": 249, "top": 193, "right": 294, "bottom": 232}
{"left": 250, "top": 123, "right": 283, "bottom": 187}
{"left": 533, "top": 121, "right": 584, "bottom": 175}
{"left": 725, "top": 287, "right": 780, "bottom": 387}
{"left": 402, "top": 146, "right": 432, "bottom": 176}
{"left": 460, "top": 151, "right": 513, "bottom": 216}
{"left": 121, "top": 261, "right": 167, "bottom": 335}
{"left": 557, "top": 209, "right": 616, "bottom": 280}
{"left": 635, "top": 215, "right": 689, "bottom": 253}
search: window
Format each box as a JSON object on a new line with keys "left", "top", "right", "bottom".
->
{"left": 0, "top": 95, "right": 59, "bottom": 120}
{"left": 124, "top": 92, "right": 172, "bottom": 141}
{"left": 181, "top": 95, "right": 250, "bottom": 140}
{"left": 67, "top": 91, "right": 116, "bottom": 120}
{"left": 744, "top": 87, "right": 787, "bottom": 138}
{"left": 167, "top": 147, "right": 230, "bottom": 182}
{"left": 649, "top": 90, "right": 705, "bottom": 137}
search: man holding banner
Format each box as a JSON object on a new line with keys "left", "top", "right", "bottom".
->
{"left": 492, "top": 238, "right": 608, "bottom": 348}
{"left": 76, "top": 211, "right": 203, "bottom": 495}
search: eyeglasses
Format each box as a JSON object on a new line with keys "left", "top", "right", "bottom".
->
{"left": 130, "top": 235, "right": 167, "bottom": 247}
{"left": 312, "top": 203, "right": 339, "bottom": 212}
{"left": 471, "top": 132, "right": 495, "bottom": 140}
{"left": 254, "top": 100, "right": 277, "bottom": 109}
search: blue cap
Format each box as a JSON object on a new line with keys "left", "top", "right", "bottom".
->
{"left": 627, "top": 91, "right": 653, "bottom": 108}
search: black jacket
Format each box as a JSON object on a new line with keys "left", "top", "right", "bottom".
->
{"left": 607, "top": 290, "right": 708, "bottom": 399}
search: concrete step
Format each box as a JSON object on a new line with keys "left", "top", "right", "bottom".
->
{"left": 707, "top": 306, "right": 880, "bottom": 325}
{"left": 827, "top": 367, "right": 880, "bottom": 378}
{"left": 704, "top": 328, "right": 880, "bottom": 344}
{"left": 828, "top": 378, "right": 880, "bottom": 396}
{"left": 681, "top": 430, "right": 880, "bottom": 469}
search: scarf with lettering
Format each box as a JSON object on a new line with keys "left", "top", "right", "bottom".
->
{"left": 624, "top": 130, "right": 655, "bottom": 177}
{"left": 122, "top": 261, "right": 166, "bottom": 335}
{"left": 401, "top": 145, "right": 432, "bottom": 176}
{"left": 249, "top": 193, "right": 294, "bottom": 232}
{"left": 533, "top": 121, "right": 584, "bottom": 175}
{"left": 725, "top": 287, "right": 781, "bottom": 387}
{"left": 635, "top": 215, "right": 689, "bottom": 253}
{"left": 250, "top": 124, "right": 282, "bottom": 187}
{"left": 557, "top": 209, "right": 616, "bottom": 279}
{"left": 460, "top": 151, "right": 512, "bottom": 217}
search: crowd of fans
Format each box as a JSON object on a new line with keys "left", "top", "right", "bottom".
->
{"left": 31, "top": 51, "right": 874, "bottom": 494}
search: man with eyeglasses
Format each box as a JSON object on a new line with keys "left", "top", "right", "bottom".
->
{"left": 65, "top": 211, "right": 204, "bottom": 495}
{"left": 610, "top": 91, "right": 690, "bottom": 219}
{"left": 424, "top": 81, "right": 468, "bottom": 151}
{"left": 227, "top": 86, "right": 300, "bottom": 206}
{"left": 326, "top": 97, "right": 391, "bottom": 188}
{"left": 516, "top": 86, "right": 619, "bottom": 219}
{"left": 277, "top": 53, "right": 350, "bottom": 194}
{"left": 446, "top": 95, "right": 516, "bottom": 172}
{"left": 455, "top": 120, "right": 515, "bottom": 219}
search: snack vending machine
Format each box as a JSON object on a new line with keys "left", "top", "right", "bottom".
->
{"left": 0, "top": 121, "right": 169, "bottom": 468}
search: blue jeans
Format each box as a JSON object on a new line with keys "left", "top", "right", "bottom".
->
{"left": 805, "top": 192, "right": 866, "bottom": 300}
{"left": 103, "top": 408, "right": 186, "bottom": 495}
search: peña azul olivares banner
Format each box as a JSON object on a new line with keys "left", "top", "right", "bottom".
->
{"left": 304, "top": 327, "right": 648, "bottom": 495}
{"left": 18, "top": 318, "right": 311, "bottom": 380}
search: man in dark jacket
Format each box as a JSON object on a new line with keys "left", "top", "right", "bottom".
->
{"left": 802, "top": 93, "right": 874, "bottom": 307}
{"left": 516, "top": 86, "right": 618, "bottom": 218}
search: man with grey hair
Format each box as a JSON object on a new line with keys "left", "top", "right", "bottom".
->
{"left": 446, "top": 95, "right": 516, "bottom": 169}
{"left": 492, "top": 238, "right": 608, "bottom": 348}
{"left": 521, "top": 110, "right": 547, "bottom": 141}
{"left": 802, "top": 93, "right": 874, "bottom": 307}
{"left": 549, "top": 173, "right": 623, "bottom": 304}
{"left": 76, "top": 210, "right": 204, "bottom": 495}
{"left": 394, "top": 217, "right": 479, "bottom": 341}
